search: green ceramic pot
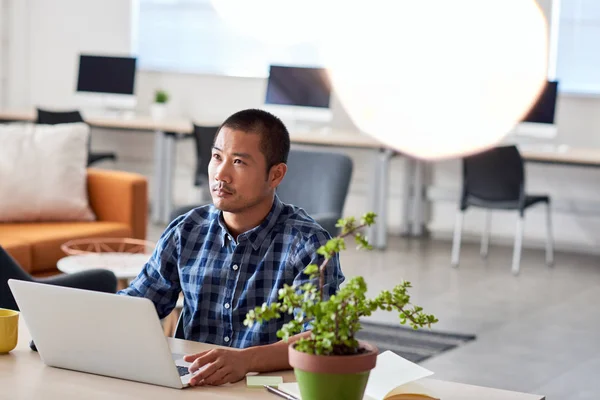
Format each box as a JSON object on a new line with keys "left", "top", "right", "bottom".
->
{"left": 288, "top": 341, "right": 378, "bottom": 400}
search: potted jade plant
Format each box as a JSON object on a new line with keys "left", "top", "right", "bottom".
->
{"left": 150, "top": 89, "right": 169, "bottom": 120}
{"left": 244, "top": 213, "right": 438, "bottom": 400}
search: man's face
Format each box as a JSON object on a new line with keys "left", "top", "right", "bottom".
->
{"left": 208, "top": 127, "right": 274, "bottom": 213}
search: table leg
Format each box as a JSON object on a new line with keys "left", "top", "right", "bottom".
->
{"left": 400, "top": 157, "right": 416, "bottom": 235}
{"left": 161, "top": 133, "right": 176, "bottom": 224}
{"left": 152, "top": 130, "right": 165, "bottom": 224}
{"left": 368, "top": 149, "right": 394, "bottom": 250}
{"left": 366, "top": 151, "right": 381, "bottom": 247}
{"left": 411, "top": 159, "right": 425, "bottom": 236}
{"left": 375, "top": 150, "right": 393, "bottom": 249}
{"left": 117, "top": 278, "right": 129, "bottom": 291}
{"left": 162, "top": 308, "right": 181, "bottom": 337}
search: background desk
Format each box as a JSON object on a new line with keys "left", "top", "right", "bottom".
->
{"left": 405, "top": 145, "right": 600, "bottom": 240}
{"left": 0, "top": 317, "right": 545, "bottom": 399}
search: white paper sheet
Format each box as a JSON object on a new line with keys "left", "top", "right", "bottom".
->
{"left": 364, "top": 351, "right": 434, "bottom": 400}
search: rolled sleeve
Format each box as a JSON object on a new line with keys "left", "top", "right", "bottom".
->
{"left": 118, "top": 216, "right": 183, "bottom": 319}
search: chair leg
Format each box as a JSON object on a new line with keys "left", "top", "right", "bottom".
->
{"left": 511, "top": 216, "right": 525, "bottom": 275}
{"left": 480, "top": 211, "right": 492, "bottom": 258}
{"left": 451, "top": 211, "right": 464, "bottom": 268}
{"left": 545, "top": 202, "right": 554, "bottom": 266}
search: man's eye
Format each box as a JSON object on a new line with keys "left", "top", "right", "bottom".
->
{"left": 212, "top": 154, "right": 221, "bottom": 160}
{"left": 234, "top": 159, "right": 243, "bottom": 164}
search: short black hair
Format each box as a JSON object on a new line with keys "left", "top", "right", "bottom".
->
{"left": 217, "top": 109, "right": 290, "bottom": 171}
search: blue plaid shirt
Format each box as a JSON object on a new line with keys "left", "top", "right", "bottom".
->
{"left": 119, "top": 195, "right": 344, "bottom": 348}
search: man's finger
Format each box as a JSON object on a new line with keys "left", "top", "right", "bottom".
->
{"left": 189, "top": 361, "right": 223, "bottom": 386}
{"left": 189, "top": 350, "right": 221, "bottom": 371}
{"left": 202, "top": 365, "right": 231, "bottom": 386}
{"left": 183, "top": 350, "right": 210, "bottom": 362}
{"left": 189, "top": 358, "right": 225, "bottom": 386}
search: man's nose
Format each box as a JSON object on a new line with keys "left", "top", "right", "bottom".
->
{"left": 213, "top": 162, "right": 232, "bottom": 183}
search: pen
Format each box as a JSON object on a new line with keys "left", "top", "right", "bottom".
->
{"left": 264, "top": 385, "right": 300, "bottom": 400}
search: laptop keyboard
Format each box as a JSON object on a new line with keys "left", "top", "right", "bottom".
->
{"left": 177, "top": 366, "right": 192, "bottom": 377}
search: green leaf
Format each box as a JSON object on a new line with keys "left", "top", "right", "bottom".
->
{"left": 361, "top": 212, "right": 377, "bottom": 226}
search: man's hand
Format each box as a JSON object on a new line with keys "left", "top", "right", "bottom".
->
{"left": 183, "top": 348, "right": 252, "bottom": 386}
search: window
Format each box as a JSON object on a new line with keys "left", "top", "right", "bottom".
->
{"left": 554, "top": 0, "right": 600, "bottom": 94}
{"left": 136, "top": 0, "right": 324, "bottom": 78}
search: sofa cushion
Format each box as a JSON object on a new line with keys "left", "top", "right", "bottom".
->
{"left": 0, "top": 237, "right": 33, "bottom": 272}
{"left": 0, "top": 222, "right": 131, "bottom": 275}
{"left": 0, "top": 122, "right": 95, "bottom": 222}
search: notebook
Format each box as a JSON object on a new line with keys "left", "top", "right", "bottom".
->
{"left": 278, "top": 351, "right": 439, "bottom": 400}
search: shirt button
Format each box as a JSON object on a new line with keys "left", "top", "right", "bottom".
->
{"left": 224, "top": 336, "right": 230, "bottom": 343}
{"left": 224, "top": 303, "right": 230, "bottom": 309}
{"left": 232, "top": 264, "right": 239, "bottom": 271}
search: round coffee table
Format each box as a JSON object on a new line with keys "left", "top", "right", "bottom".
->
{"left": 58, "top": 238, "right": 155, "bottom": 290}
{"left": 57, "top": 252, "right": 151, "bottom": 290}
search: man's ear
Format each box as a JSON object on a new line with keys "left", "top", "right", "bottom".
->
{"left": 268, "top": 162, "right": 287, "bottom": 189}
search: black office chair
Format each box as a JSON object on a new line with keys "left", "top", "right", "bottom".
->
{"left": 174, "top": 312, "right": 185, "bottom": 339}
{"left": 450, "top": 145, "right": 553, "bottom": 275}
{"left": 192, "top": 124, "right": 220, "bottom": 190}
{"left": 169, "top": 148, "right": 353, "bottom": 237}
{"left": 36, "top": 108, "right": 117, "bottom": 166}
{"left": 0, "top": 245, "right": 118, "bottom": 311}
{"left": 276, "top": 148, "right": 353, "bottom": 236}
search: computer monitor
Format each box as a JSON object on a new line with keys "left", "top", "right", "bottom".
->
{"left": 263, "top": 65, "right": 333, "bottom": 130}
{"left": 511, "top": 80, "right": 558, "bottom": 139}
{"left": 75, "top": 54, "right": 137, "bottom": 115}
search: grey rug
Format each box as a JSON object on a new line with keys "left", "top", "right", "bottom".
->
{"left": 355, "top": 321, "right": 476, "bottom": 363}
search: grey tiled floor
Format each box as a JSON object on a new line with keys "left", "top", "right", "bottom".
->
{"left": 148, "top": 223, "right": 600, "bottom": 399}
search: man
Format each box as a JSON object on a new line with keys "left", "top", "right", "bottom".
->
{"left": 119, "top": 109, "right": 344, "bottom": 386}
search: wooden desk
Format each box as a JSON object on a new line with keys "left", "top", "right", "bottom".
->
{"left": 0, "top": 318, "right": 545, "bottom": 399}
{"left": 521, "top": 146, "right": 600, "bottom": 168}
{"left": 0, "top": 109, "right": 193, "bottom": 134}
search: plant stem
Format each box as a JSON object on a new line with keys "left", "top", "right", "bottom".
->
{"left": 319, "top": 257, "right": 329, "bottom": 301}
{"left": 398, "top": 306, "right": 422, "bottom": 325}
{"left": 319, "top": 222, "right": 369, "bottom": 300}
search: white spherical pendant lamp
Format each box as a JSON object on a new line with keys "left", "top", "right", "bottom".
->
{"left": 323, "top": 0, "right": 549, "bottom": 160}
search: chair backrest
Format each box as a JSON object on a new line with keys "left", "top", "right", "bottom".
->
{"left": 174, "top": 312, "right": 184, "bottom": 339}
{"left": 193, "top": 124, "right": 219, "bottom": 187}
{"left": 0, "top": 246, "right": 33, "bottom": 311}
{"left": 36, "top": 108, "right": 84, "bottom": 125}
{"left": 462, "top": 145, "right": 524, "bottom": 205}
{"left": 277, "top": 148, "right": 353, "bottom": 216}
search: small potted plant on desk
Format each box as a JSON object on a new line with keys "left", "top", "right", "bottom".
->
{"left": 150, "top": 89, "right": 169, "bottom": 120}
{"left": 244, "top": 213, "right": 438, "bottom": 400}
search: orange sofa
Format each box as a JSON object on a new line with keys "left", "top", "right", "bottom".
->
{"left": 0, "top": 168, "right": 148, "bottom": 277}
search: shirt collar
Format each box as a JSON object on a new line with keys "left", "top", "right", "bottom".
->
{"left": 217, "top": 194, "right": 284, "bottom": 251}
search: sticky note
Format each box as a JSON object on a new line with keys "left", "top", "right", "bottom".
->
{"left": 246, "top": 375, "right": 284, "bottom": 388}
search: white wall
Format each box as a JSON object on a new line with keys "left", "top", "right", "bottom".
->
{"left": 5, "top": 0, "right": 134, "bottom": 109}
{"left": 0, "top": 1, "right": 5, "bottom": 109}
{"left": 3, "top": 0, "right": 600, "bottom": 253}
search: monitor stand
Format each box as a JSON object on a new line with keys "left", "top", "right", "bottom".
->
{"left": 510, "top": 121, "right": 557, "bottom": 139}
{"left": 263, "top": 105, "right": 332, "bottom": 134}
{"left": 75, "top": 93, "right": 137, "bottom": 119}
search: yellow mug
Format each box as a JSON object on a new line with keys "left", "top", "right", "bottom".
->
{"left": 0, "top": 308, "right": 19, "bottom": 354}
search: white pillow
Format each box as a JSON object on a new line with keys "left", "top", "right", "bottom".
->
{"left": 0, "top": 122, "right": 96, "bottom": 222}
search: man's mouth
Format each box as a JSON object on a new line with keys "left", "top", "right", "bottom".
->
{"left": 212, "top": 185, "right": 233, "bottom": 196}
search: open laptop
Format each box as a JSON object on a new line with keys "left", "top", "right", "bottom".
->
{"left": 8, "top": 279, "right": 196, "bottom": 389}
